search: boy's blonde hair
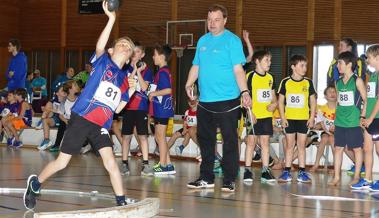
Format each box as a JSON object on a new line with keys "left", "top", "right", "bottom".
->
{"left": 111, "top": 36, "right": 135, "bottom": 50}
{"left": 366, "top": 44, "right": 379, "bottom": 57}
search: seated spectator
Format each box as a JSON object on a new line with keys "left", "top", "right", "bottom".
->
{"left": 73, "top": 63, "right": 92, "bottom": 88}
{"left": 38, "top": 86, "right": 67, "bottom": 151}
{"left": 3, "top": 89, "right": 32, "bottom": 148}
{"left": 51, "top": 67, "right": 75, "bottom": 94}
{"left": 31, "top": 69, "right": 48, "bottom": 113}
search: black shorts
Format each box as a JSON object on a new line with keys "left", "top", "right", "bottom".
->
{"left": 60, "top": 113, "right": 113, "bottom": 155}
{"left": 366, "top": 119, "right": 379, "bottom": 141}
{"left": 284, "top": 120, "right": 308, "bottom": 134}
{"left": 248, "top": 117, "right": 273, "bottom": 136}
{"left": 334, "top": 126, "right": 363, "bottom": 149}
{"left": 121, "top": 110, "right": 148, "bottom": 135}
{"left": 113, "top": 108, "right": 125, "bottom": 120}
{"left": 154, "top": 117, "right": 169, "bottom": 125}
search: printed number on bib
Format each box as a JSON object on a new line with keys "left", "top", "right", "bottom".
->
{"left": 257, "top": 89, "right": 272, "bottom": 103}
{"left": 367, "top": 82, "right": 376, "bottom": 98}
{"left": 187, "top": 116, "right": 197, "bottom": 127}
{"left": 338, "top": 91, "right": 354, "bottom": 106}
{"left": 287, "top": 94, "right": 304, "bottom": 108}
{"left": 324, "top": 119, "right": 334, "bottom": 130}
{"left": 94, "top": 81, "right": 121, "bottom": 110}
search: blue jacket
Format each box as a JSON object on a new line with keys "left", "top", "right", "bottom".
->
{"left": 6, "top": 52, "right": 27, "bottom": 91}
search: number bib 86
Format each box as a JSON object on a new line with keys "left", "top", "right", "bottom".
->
{"left": 338, "top": 91, "right": 354, "bottom": 106}
{"left": 94, "top": 81, "right": 121, "bottom": 111}
{"left": 287, "top": 94, "right": 305, "bottom": 108}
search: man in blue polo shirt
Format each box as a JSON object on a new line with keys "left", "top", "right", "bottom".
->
{"left": 185, "top": 4, "right": 251, "bottom": 192}
{"left": 6, "top": 39, "right": 27, "bottom": 91}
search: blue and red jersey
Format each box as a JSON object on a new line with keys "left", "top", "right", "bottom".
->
{"left": 126, "top": 65, "right": 153, "bottom": 111}
{"left": 72, "top": 53, "right": 130, "bottom": 129}
{"left": 149, "top": 66, "right": 174, "bottom": 119}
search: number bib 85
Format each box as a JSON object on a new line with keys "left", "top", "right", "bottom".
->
{"left": 257, "top": 89, "right": 272, "bottom": 103}
{"left": 287, "top": 94, "right": 305, "bottom": 108}
{"left": 338, "top": 91, "right": 354, "bottom": 106}
{"left": 94, "top": 81, "right": 121, "bottom": 111}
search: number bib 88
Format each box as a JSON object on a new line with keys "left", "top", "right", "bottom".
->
{"left": 338, "top": 91, "right": 354, "bottom": 106}
{"left": 94, "top": 81, "right": 121, "bottom": 111}
{"left": 287, "top": 94, "right": 305, "bottom": 108}
{"left": 257, "top": 89, "right": 272, "bottom": 103}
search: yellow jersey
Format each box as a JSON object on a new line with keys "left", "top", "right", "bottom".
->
{"left": 317, "top": 104, "right": 336, "bottom": 131}
{"left": 278, "top": 76, "right": 316, "bottom": 120}
{"left": 246, "top": 71, "right": 275, "bottom": 119}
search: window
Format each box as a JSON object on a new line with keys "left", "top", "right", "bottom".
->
{"left": 313, "top": 45, "right": 334, "bottom": 104}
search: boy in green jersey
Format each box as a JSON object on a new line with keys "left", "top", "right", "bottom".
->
{"left": 328, "top": 51, "right": 367, "bottom": 187}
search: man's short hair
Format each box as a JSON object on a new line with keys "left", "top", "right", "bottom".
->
{"left": 208, "top": 4, "right": 228, "bottom": 18}
{"left": 8, "top": 39, "right": 21, "bottom": 51}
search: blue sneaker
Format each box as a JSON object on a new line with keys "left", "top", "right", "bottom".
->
{"left": 347, "top": 165, "right": 366, "bottom": 176}
{"left": 23, "top": 175, "right": 41, "bottom": 210}
{"left": 297, "top": 170, "right": 312, "bottom": 183}
{"left": 7, "top": 137, "right": 14, "bottom": 146}
{"left": 351, "top": 178, "right": 372, "bottom": 190}
{"left": 13, "top": 140, "right": 23, "bottom": 148}
{"left": 369, "top": 181, "right": 379, "bottom": 192}
{"left": 153, "top": 164, "right": 169, "bottom": 175}
{"left": 166, "top": 164, "right": 176, "bottom": 175}
{"left": 278, "top": 170, "right": 292, "bottom": 182}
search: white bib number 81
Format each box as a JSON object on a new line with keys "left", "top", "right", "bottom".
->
{"left": 94, "top": 81, "right": 121, "bottom": 111}
{"left": 338, "top": 91, "right": 354, "bottom": 106}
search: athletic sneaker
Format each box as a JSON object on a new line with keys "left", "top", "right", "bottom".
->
{"left": 306, "top": 131, "right": 319, "bottom": 148}
{"left": 221, "top": 182, "right": 235, "bottom": 192}
{"left": 261, "top": 169, "right": 276, "bottom": 182}
{"left": 13, "top": 140, "right": 23, "bottom": 148}
{"left": 268, "top": 157, "right": 274, "bottom": 167}
{"left": 141, "top": 164, "right": 154, "bottom": 176}
{"left": 175, "top": 144, "right": 185, "bottom": 155}
{"left": 153, "top": 164, "right": 169, "bottom": 175}
{"left": 120, "top": 163, "right": 130, "bottom": 175}
{"left": 23, "top": 175, "right": 40, "bottom": 210}
{"left": 252, "top": 152, "right": 261, "bottom": 162}
{"left": 347, "top": 165, "right": 366, "bottom": 176}
{"left": 351, "top": 178, "right": 372, "bottom": 190}
{"left": 297, "top": 170, "right": 312, "bottom": 183}
{"left": 7, "top": 137, "right": 14, "bottom": 147}
{"left": 187, "top": 178, "right": 214, "bottom": 189}
{"left": 369, "top": 181, "right": 379, "bottom": 192}
{"left": 166, "top": 164, "right": 176, "bottom": 175}
{"left": 278, "top": 170, "right": 292, "bottom": 182}
{"left": 243, "top": 169, "right": 253, "bottom": 182}
{"left": 38, "top": 139, "right": 52, "bottom": 151}
{"left": 49, "top": 146, "right": 59, "bottom": 152}
{"left": 80, "top": 144, "right": 92, "bottom": 154}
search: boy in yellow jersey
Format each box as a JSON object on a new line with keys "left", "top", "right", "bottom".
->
{"left": 310, "top": 86, "right": 336, "bottom": 172}
{"left": 244, "top": 50, "right": 277, "bottom": 183}
{"left": 278, "top": 55, "right": 316, "bottom": 183}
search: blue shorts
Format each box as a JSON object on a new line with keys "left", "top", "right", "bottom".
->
{"left": 334, "top": 126, "right": 363, "bottom": 149}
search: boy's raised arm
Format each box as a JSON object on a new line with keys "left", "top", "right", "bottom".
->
{"left": 96, "top": 1, "right": 116, "bottom": 58}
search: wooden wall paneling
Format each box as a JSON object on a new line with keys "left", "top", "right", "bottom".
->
{"left": 0, "top": 0, "right": 20, "bottom": 45}
{"left": 20, "top": 0, "right": 61, "bottom": 48}
{"left": 119, "top": 0, "right": 170, "bottom": 46}
{"left": 242, "top": 0, "right": 308, "bottom": 45}
{"left": 306, "top": 0, "right": 315, "bottom": 79}
{"left": 341, "top": 1, "right": 379, "bottom": 44}
{"left": 314, "top": 0, "right": 334, "bottom": 43}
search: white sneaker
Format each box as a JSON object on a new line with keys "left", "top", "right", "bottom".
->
{"left": 80, "top": 144, "right": 92, "bottom": 154}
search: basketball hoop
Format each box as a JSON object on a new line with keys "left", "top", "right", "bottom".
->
{"left": 173, "top": 46, "right": 186, "bottom": 58}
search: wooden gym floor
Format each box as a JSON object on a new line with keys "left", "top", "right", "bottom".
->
{"left": 0, "top": 147, "right": 378, "bottom": 218}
